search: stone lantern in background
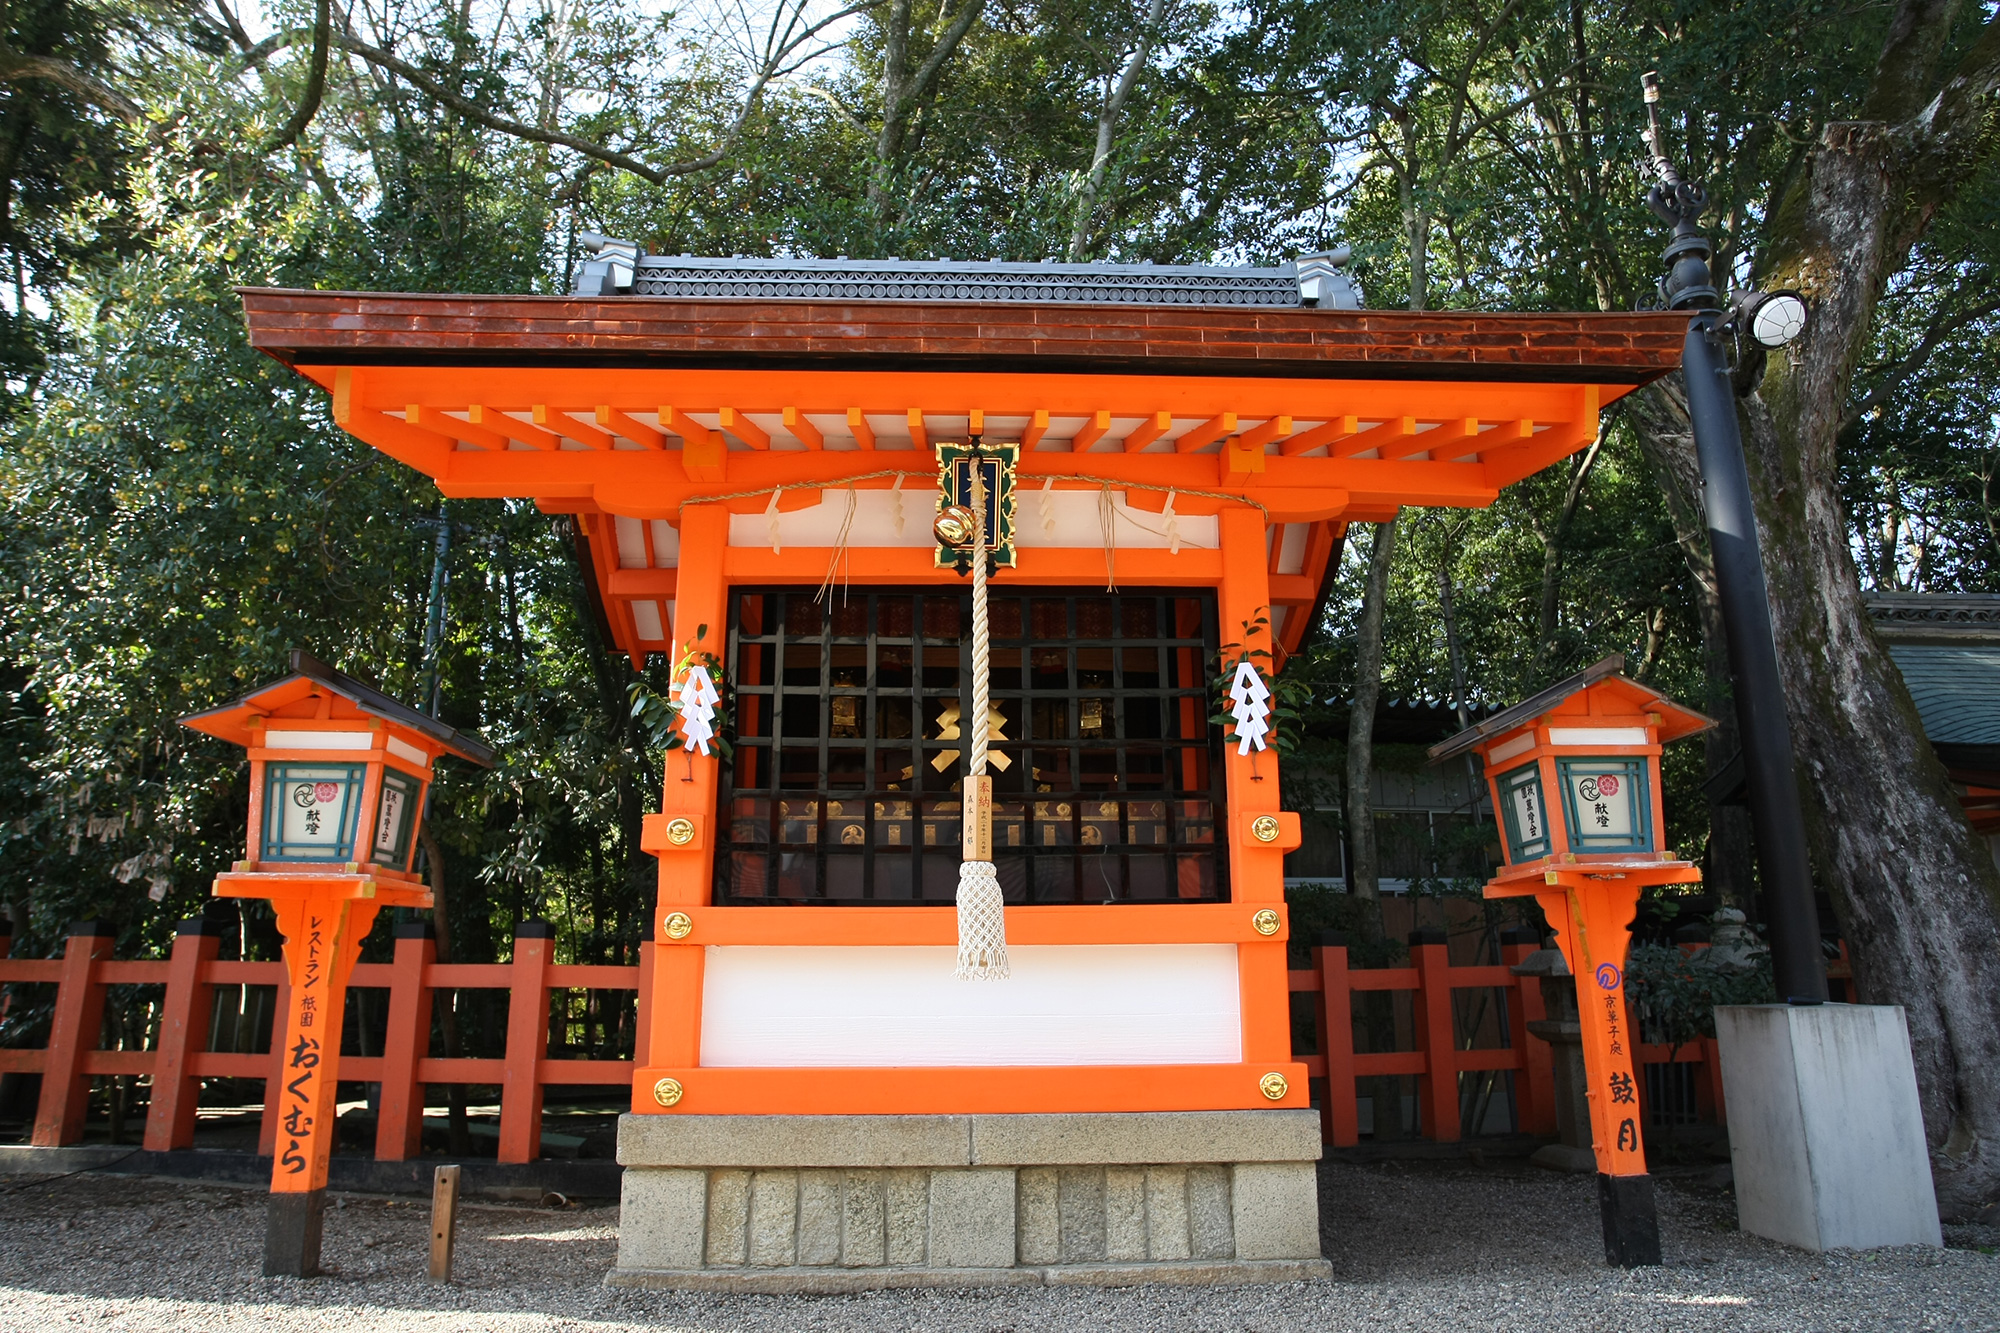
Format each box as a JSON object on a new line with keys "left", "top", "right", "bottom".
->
{"left": 1431, "top": 654, "right": 1709, "bottom": 1268}
{"left": 181, "top": 649, "right": 495, "bottom": 1277}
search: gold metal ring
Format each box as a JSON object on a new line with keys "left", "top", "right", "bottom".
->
{"left": 652, "top": 1077, "right": 684, "bottom": 1108}
{"left": 665, "top": 817, "right": 696, "bottom": 846}
{"left": 1250, "top": 814, "right": 1282, "bottom": 843}
{"left": 663, "top": 912, "right": 693, "bottom": 941}
{"left": 1259, "top": 1072, "right": 1289, "bottom": 1101}
{"left": 1252, "top": 908, "right": 1282, "bottom": 936}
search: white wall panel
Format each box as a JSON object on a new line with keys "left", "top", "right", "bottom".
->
{"left": 699, "top": 944, "right": 1241, "bottom": 1067}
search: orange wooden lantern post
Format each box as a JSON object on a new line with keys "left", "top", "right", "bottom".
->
{"left": 1431, "top": 654, "right": 1711, "bottom": 1268}
{"left": 182, "top": 650, "right": 495, "bottom": 1277}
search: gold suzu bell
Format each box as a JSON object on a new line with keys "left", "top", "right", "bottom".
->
{"left": 933, "top": 504, "right": 980, "bottom": 549}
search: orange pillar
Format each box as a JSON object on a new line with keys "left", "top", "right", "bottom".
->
{"left": 638, "top": 502, "right": 727, "bottom": 1107}
{"left": 374, "top": 923, "right": 436, "bottom": 1160}
{"left": 33, "top": 921, "right": 114, "bottom": 1146}
{"left": 144, "top": 918, "right": 223, "bottom": 1151}
{"left": 263, "top": 891, "right": 383, "bottom": 1276}
{"left": 1217, "top": 506, "right": 1307, "bottom": 1107}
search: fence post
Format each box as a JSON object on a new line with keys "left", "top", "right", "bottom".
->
{"left": 259, "top": 967, "right": 292, "bottom": 1158}
{"left": 1699, "top": 1034, "right": 1726, "bottom": 1125}
{"left": 1409, "top": 928, "right": 1460, "bottom": 1142}
{"left": 1501, "top": 927, "right": 1556, "bottom": 1135}
{"left": 144, "top": 917, "right": 223, "bottom": 1151}
{"left": 498, "top": 921, "right": 553, "bottom": 1164}
{"left": 1316, "top": 936, "right": 1359, "bottom": 1147}
{"left": 376, "top": 922, "right": 437, "bottom": 1160}
{"left": 33, "top": 920, "right": 116, "bottom": 1146}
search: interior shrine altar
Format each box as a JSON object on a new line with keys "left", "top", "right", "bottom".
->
{"left": 240, "top": 251, "right": 1688, "bottom": 1288}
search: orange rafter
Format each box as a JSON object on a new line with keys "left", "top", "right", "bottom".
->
{"left": 534, "top": 405, "right": 614, "bottom": 450}
{"left": 970, "top": 409, "right": 985, "bottom": 435}
{"left": 469, "top": 405, "right": 560, "bottom": 451}
{"left": 907, "top": 409, "right": 928, "bottom": 451}
{"left": 406, "top": 405, "right": 506, "bottom": 450}
{"left": 1393, "top": 418, "right": 1479, "bottom": 460}
{"left": 1283, "top": 415, "right": 1358, "bottom": 457}
{"left": 1333, "top": 416, "right": 1416, "bottom": 459}
{"left": 1022, "top": 409, "right": 1050, "bottom": 450}
{"left": 847, "top": 408, "right": 876, "bottom": 450}
{"left": 1235, "top": 416, "right": 1292, "bottom": 452}
{"left": 1123, "top": 411, "right": 1172, "bottom": 452}
{"left": 596, "top": 406, "right": 666, "bottom": 450}
{"left": 783, "top": 407, "right": 824, "bottom": 450}
{"left": 719, "top": 408, "right": 770, "bottom": 450}
{"left": 1177, "top": 412, "right": 1237, "bottom": 453}
{"left": 1072, "top": 410, "right": 1112, "bottom": 452}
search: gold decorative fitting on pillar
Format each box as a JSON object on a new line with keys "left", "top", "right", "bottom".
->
{"left": 1259, "top": 1071, "right": 1289, "bottom": 1101}
{"left": 1250, "top": 814, "right": 1282, "bottom": 843}
{"left": 664, "top": 817, "right": 696, "bottom": 846}
{"left": 1252, "top": 908, "right": 1282, "bottom": 936}
{"left": 663, "top": 912, "right": 693, "bottom": 940}
{"left": 652, "top": 1077, "right": 685, "bottom": 1107}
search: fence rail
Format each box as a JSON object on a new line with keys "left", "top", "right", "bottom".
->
{"left": 2, "top": 915, "right": 1843, "bottom": 1161}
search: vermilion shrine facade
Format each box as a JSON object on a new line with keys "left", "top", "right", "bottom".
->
{"left": 241, "top": 255, "right": 1688, "bottom": 1287}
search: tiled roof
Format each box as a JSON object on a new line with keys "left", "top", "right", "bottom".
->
{"left": 1885, "top": 642, "right": 2000, "bottom": 746}
{"left": 572, "top": 242, "right": 1361, "bottom": 309}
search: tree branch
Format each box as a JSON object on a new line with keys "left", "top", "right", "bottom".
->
{"left": 265, "top": 0, "right": 331, "bottom": 152}
{"left": 1841, "top": 284, "right": 2000, "bottom": 434}
{"left": 0, "top": 47, "right": 142, "bottom": 120}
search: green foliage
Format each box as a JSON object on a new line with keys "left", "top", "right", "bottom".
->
{"left": 1625, "top": 942, "right": 1778, "bottom": 1052}
{"left": 0, "top": 0, "right": 1991, "bottom": 981}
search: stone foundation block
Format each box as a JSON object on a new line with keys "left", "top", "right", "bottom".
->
{"left": 612, "top": 1111, "right": 1331, "bottom": 1291}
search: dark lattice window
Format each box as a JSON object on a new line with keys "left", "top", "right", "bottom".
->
{"left": 717, "top": 587, "right": 1227, "bottom": 905}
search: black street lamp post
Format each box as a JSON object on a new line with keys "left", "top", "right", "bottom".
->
{"left": 1640, "top": 73, "right": 1828, "bottom": 1005}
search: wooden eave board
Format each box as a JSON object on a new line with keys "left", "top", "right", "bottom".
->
{"left": 241, "top": 289, "right": 1688, "bottom": 384}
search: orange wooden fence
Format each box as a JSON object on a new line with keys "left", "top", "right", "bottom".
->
{"left": 0, "top": 918, "right": 650, "bottom": 1163}
{"left": 1290, "top": 930, "right": 1742, "bottom": 1146}
{"left": 1, "top": 916, "right": 1792, "bottom": 1160}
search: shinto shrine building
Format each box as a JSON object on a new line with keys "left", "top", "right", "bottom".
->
{"left": 241, "top": 251, "right": 1687, "bottom": 1288}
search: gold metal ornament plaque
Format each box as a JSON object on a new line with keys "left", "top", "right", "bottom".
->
{"left": 1259, "top": 1071, "right": 1290, "bottom": 1101}
{"left": 652, "top": 1077, "right": 685, "bottom": 1107}
{"left": 665, "top": 817, "right": 696, "bottom": 846}
{"left": 663, "top": 911, "right": 693, "bottom": 940}
{"left": 1250, "top": 814, "right": 1282, "bottom": 843}
{"left": 1252, "top": 908, "right": 1282, "bottom": 936}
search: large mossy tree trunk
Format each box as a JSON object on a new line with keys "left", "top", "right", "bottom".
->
{"left": 1734, "top": 8, "right": 2000, "bottom": 1214}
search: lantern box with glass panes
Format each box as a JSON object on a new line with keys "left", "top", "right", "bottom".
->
{"left": 182, "top": 650, "right": 493, "bottom": 883}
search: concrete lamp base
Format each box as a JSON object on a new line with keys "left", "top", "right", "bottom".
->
{"left": 1715, "top": 1004, "right": 1942, "bottom": 1252}
{"left": 610, "top": 1111, "right": 1331, "bottom": 1292}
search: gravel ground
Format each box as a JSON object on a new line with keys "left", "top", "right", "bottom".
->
{"left": 1, "top": 1160, "right": 1995, "bottom": 1332}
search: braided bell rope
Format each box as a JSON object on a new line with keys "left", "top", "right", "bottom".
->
{"left": 956, "top": 466, "right": 1008, "bottom": 980}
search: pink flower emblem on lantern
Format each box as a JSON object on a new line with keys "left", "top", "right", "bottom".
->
{"left": 1596, "top": 774, "right": 1620, "bottom": 797}
{"left": 314, "top": 782, "right": 339, "bottom": 803}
